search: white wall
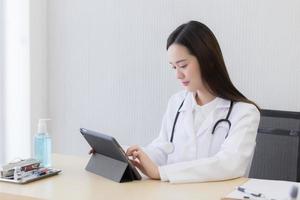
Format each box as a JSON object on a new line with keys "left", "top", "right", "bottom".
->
{"left": 47, "top": 0, "right": 300, "bottom": 155}
{"left": 0, "top": 0, "right": 4, "bottom": 164}
{"left": 29, "top": 0, "right": 48, "bottom": 155}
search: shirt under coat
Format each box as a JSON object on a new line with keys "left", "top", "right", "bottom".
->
{"left": 144, "top": 90, "right": 260, "bottom": 183}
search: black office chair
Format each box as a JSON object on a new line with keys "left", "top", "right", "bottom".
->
{"left": 249, "top": 109, "right": 300, "bottom": 181}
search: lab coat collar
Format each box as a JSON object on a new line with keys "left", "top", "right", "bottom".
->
{"left": 179, "top": 93, "right": 232, "bottom": 137}
{"left": 179, "top": 92, "right": 231, "bottom": 113}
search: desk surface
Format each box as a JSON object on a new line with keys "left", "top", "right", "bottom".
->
{"left": 0, "top": 154, "right": 247, "bottom": 200}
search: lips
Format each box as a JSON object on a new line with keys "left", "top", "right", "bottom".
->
{"left": 181, "top": 81, "right": 189, "bottom": 86}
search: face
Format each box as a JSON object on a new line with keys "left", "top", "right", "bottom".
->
{"left": 167, "top": 44, "right": 205, "bottom": 92}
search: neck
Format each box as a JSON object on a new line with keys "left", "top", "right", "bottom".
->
{"left": 195, "top": 90, "right": 216, "bottom": 106}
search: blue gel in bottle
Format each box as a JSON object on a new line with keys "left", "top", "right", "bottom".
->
{"left": 34, "top": 119, "right": 52, "bottom": 167}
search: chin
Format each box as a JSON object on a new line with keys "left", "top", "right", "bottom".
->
{"left": 184, "top": 87, "right": 197, "bottom": 92}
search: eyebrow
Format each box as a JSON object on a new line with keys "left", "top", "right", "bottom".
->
{"left": 169, "top": 59, "right": 187, "bottom": 65}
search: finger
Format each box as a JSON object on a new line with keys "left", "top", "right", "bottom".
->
{"left": 129, "top": 158, "right": 140, "bottom": 165}
{"left": 132, "top": 150, "right": 139, "bottom": 160}
{"left": 126, "top": 145, "right": 139, "bottom": 155}
{"left": 132, "top": 160, "right": 142, "bottom": 169}
{"left": 130, "top": 159, "right": 145, "bottom": 172}
{"left": 126, "top": 145, "right": 141, "bottom": 155}
{"left": 130, "top": 159, "right": 148, "bottom": 177}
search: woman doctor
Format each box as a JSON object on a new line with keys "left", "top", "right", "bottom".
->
{"left": 126, "top": 21, "right": 260, "bottom": 184}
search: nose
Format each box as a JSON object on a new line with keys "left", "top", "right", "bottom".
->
{"left": 176, "top": 68, "right": 184, "bottom": 79}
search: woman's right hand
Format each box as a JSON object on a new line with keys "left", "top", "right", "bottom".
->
{"left": 126, "top": 145, "right": 160, "bottom": 180}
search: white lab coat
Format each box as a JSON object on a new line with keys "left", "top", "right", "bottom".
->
{"left": 144, "top": 91, "right": 260, "bottom": 183}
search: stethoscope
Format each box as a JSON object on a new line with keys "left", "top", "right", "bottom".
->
{"left": 163, "top": 98, "right": 234, "bottom": 154}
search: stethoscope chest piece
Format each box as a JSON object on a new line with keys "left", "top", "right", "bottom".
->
{"left": 160, "top": 142, "right": 175, "bottom": 154}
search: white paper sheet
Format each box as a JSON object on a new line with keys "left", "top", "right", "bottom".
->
{"left": 226, "top": 178, "right": 300, "bottom": 200}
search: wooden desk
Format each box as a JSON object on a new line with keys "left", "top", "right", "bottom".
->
{"left": 0, "top": 154, "right": 247, "bottom": 200}
{"left": 0, "top": 192, "right": 42, "bottom": 200}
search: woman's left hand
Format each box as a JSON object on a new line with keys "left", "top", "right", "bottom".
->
{"left": 126, "top": 145, "right": 160, "bottom": 180}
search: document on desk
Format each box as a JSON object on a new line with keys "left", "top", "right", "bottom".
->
{"left": 224, "top": 178, "right": 300, "bottom": 200}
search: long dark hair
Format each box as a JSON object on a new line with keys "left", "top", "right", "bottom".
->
{"left": 167, "top": 21, "right": 259, "bottom": 109}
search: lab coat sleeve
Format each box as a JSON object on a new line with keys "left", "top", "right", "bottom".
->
{"left": 158, "top": 103, "right": 260, "bottom": 183}
{"left": 143, "top": 93, "right": 182, "bottom": 166}
{"left": 143, "top": 112, "right": 169, "bottom": 166}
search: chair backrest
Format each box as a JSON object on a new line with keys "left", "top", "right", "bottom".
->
{"left": 249, "top": 109, "right": 300, "bottom": 181}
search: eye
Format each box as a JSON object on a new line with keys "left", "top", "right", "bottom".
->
{"left": 179, "top": 65, "right": 187, "bottom": 69}
{"left": 171, "top": 65, "right": 176, "bottom": 69}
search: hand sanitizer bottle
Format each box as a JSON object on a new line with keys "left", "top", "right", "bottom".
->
{"left": 34, "top": 119, "right": 52, "bottom": 167}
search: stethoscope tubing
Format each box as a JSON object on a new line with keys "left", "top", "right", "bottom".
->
{"left": 170, "top": 98, "right": 234, "bottom": 143}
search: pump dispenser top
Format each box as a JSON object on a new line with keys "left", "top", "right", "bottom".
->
{"left": 38, "top": 119, "right": 51, "bottom": 133}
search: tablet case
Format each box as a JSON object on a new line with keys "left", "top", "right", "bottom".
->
{"left": 80, "top": 128, "right": 141, "bottom": 183}
{"left": 86, "top": 153, "right": 136, "bottom": 183}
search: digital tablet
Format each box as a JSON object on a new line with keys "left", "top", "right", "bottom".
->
{"left": 80, "top": 128, "right": 141, "bottom": 181}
